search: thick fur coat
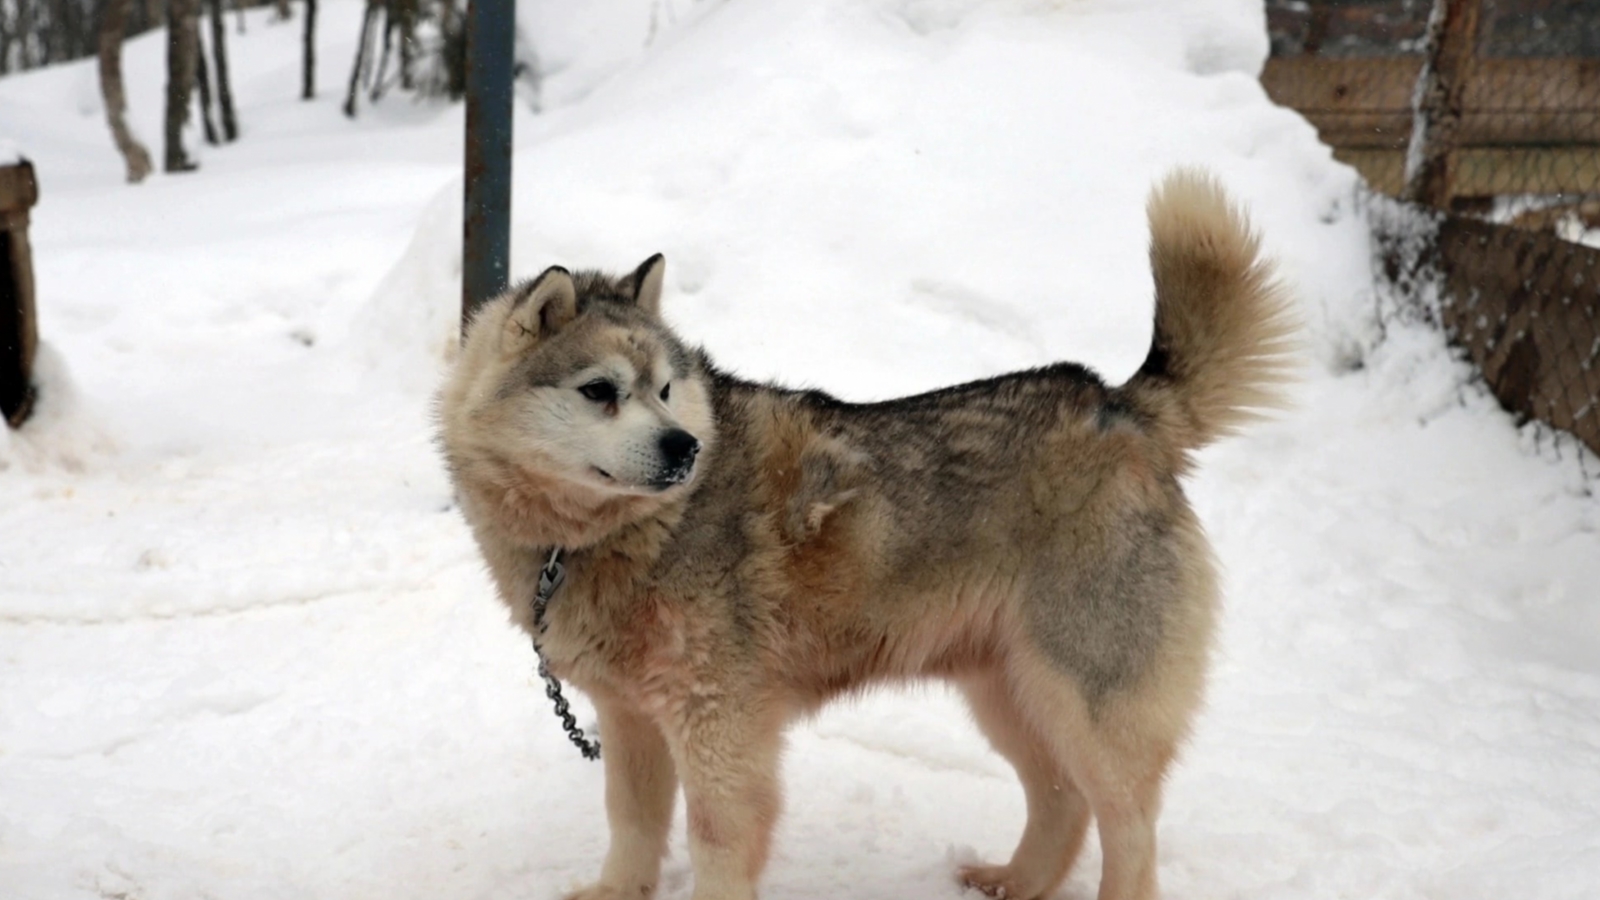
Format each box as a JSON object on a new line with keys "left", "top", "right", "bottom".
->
{"left": 437, "top": 171, "right": 1295, "bottom": 900}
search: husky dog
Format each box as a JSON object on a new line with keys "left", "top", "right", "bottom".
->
{"left": 437, "top": 171, "right": 1294, "bottom": 900}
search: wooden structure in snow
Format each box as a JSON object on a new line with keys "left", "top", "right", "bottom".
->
{"left": 1, "top": 160, "right": 39, "bottom": 428}
{"left": 1262, "top": 0, "right": 1600, "bottom": 206}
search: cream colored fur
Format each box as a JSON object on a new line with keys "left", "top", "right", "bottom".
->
{"left": 436, "top": 171, "right": 1295, "bottom": 900}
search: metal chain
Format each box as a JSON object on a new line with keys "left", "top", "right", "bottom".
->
{"left": 530, "top": 548, "right": 602, "bottom": 761}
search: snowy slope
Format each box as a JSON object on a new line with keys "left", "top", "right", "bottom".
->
{"left": 2, "top": 2, "right": 1598, "bottom": 899}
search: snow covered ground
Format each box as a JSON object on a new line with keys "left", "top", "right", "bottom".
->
{"left": 2, "top": 1, "right": 1598, "bottom": 898}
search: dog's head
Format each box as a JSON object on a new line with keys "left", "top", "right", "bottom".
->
{"left": 440, "top": 255, "right": 716, "bottom": 545}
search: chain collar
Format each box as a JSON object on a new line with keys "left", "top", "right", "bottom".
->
{"left": 531, "top": 547, "right": 602, "bottom": 761}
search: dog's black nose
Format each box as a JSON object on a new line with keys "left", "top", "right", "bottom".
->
{"left": 659, "top": 429, "right": 701, "bottom": 471}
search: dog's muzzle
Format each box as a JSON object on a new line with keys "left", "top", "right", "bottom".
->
{"left": 651, "top": 428, "right": 702, "bottom": 489}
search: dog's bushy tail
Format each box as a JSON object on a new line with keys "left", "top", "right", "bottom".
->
{"left": 1120, "top": 170, "right": 1297, "bottom": 469}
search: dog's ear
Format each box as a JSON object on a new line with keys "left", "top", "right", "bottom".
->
{"left": 629, "top": 253, "right": 666, "bottom": 316}
{"left": 503, "top": 266, "right": 577, "bottom": 352}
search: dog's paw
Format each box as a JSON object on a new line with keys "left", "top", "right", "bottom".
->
{"left": 561, "top": 882, "right": 653, "bottom": 900}
{"left": 957, "top": 863, "right": 1039, "bottom": 900}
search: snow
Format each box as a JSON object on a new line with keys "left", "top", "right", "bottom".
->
{"left": 2, "top": 1, "right": 1598, "bottom": 899}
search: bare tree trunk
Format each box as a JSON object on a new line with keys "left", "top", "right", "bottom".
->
{"left": 357, "top": 0, "right": 378, "bottom": 88}
{"left": 342, "top": 0, "right": 377, "bottom": 118}
{"left": 439, "top": 0, "right": 466, "bottom": 99}
{"left": 206, "top": 0, "right": 237, "bottom": 140}
{"left": 62, "top": 0, "right": 91, "bottom": 60}
{"left": 46, "top": 0, "right": 64, "bottom": 62}
{"left": 236, "top": 0, "right": 245, "bottom": 33}
{"left": 370, "top": 5, "right": 393, "bottom": 102}
{"left": 43, "top": 0, "right": 62, "bottom": 64}
{"left": 301, "top": 0, "right": 316, "bottom": 99}
{"left": 1403, "top": 0, "right": 1481, "bottom": 209}
{"left": 60, "top": 0, "right": 90, "bottom": 62}
{"left": 396, "top": 0, "right": 414, "bottom": 90}
{"left": 273, "top": 0, "right": 289, "bottom": 20}
{"left": 63, "top": 0, "right": 78, "bottom": 60}
{"left": 195, "top": 30, "right": 219, "bottom": 145}
{"left": 16, "top": 0, "right": 36, "bottom": 69}
{"left": 99, "top": 0, "right": 153, "bottom": 182}
{"left": 140, "top": 0, "right": 163, "bottom": 35}
{"left": 2, "top": 0, "right": 16, "bottom": 74}
{"left": 164, "top": 0, "right": 200, "bottom": 172}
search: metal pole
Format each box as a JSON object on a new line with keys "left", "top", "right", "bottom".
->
{"left": 462, "top": 0, "right": 515, "bottom": 329}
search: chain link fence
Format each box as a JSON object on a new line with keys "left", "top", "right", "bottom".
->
{"left": 1264, "top": 0, "right": 1600, "bottom": 460}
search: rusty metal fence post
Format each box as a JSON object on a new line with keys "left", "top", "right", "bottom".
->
{"left": 461, "top": 0, "right": 515, "bottom": 331}
{"left": 2, "top": 160, "right": 39, "bottom": 429}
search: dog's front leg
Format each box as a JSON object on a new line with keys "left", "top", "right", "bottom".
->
{"left": 668, "top": 703, "right": 783, "bottom": 900}
{"left": 564, "top": 694, "right": 678, "bottom": 900}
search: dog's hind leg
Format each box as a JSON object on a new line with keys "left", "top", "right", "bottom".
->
{"left": 1007, "top": 647, "right": 1191, "bottom": 900}
{"left": 957, "top": 670, "right": 1092, "bottom": 900}
{"left": 1069, "top": 730, "right": 1171, "bottom": 900}
{"left": 565, "top": 695, "right": 678, "bottom": 900}
{"left": 666, "top": 700, "right": 784, "bottom": 900}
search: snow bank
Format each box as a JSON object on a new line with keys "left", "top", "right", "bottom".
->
{"left": 347, "top": 179, "right": 466, "bottom": 388}
{"left": 0, "top": 343, "right": 116, "bottom": 473}
{"left": 371, "top": 0, "right": 1360, "bottom": 396}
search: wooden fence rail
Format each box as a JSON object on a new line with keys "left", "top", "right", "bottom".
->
{"left": 1263, "top": 56, "right": 1600, "bottom": 197}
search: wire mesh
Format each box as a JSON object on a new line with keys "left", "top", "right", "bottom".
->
{"left": 1266, "top": 0, "right": 1600, "bottom": 220}
{"left": 1265, "top": 0, "right": 1600, "bottom": 458}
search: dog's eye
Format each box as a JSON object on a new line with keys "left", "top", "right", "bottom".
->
{"left": 660, "top": 383, "right": 671, "bottom": 402}
{"left": 579, "top": 381, "right": 619, "bottom": 403}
